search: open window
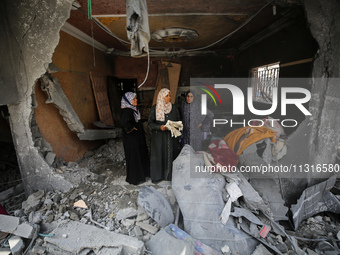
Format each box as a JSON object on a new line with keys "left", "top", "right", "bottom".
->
{"left": 250, "top": 62, "right": 280, "bottom": 103}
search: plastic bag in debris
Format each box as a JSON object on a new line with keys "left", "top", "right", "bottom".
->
{"left": 172, "top": 145, "right": 258, "bottom": 254}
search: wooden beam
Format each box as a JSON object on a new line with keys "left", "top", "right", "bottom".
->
{"left": 280, "top": 58, "right": 313, "bottom": 68}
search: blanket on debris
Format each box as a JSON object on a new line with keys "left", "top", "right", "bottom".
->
{"left": 224, "top": 126, "right": 276, "bottom": 155}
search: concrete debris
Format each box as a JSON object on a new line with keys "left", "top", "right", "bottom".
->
{"left": 44, "top": 221, "right": 144, "bottom": 254}
{"left": 221, "top": 245, "right": 231, "bottom": 254}
{"left": 135, "top": 221, "right": 158, "bottom": 234}
{"left": 22, "top": 190, "right": 45, "bottom": 215}
{"left": 0, "top": 248, "right": 11, "bottom": 255}
{"left": 249, "top": 178, "right": 288, "bottom": 221}
{"left": 0, "top": 214, "right": 38, "bottom": 238}
{"left": 136, "top": 206, "right": 149, "bottom": 222}
{"left": 251, "top": 244, "right": 273, "bottom": 255}
{"left": 137, "top": 186, "right": 174, "bottom": 227}
{"left": 0, "top": 184, "right": 24, "bottom": 202}
{"left": 220, "top": 198, "right": 231, "bottom": 225}
{"left": 8, "top": 236, "right": 25, "bottom": 255}
{"left": 1, "top": 137, "right": 340, "bottom": 255}
{"left": 291, "top": 175, "right": 340, "bottom": 230}
{"left": 172, "top": 145, "right": 258, "bottom": 254}
{"left": 116, "top": 207, "right": 138, "bottom": 220}
{"left": 39, "top": 73, "right": 85, "bottom": 133}
{"left": 146, "top": 228, "right": 196, "bottom": 255}
{"left": 45, "top": 152, "right": 56, "bottom": 166}
{"left": 230, "top": 207, "right": 264, "bottom": 226}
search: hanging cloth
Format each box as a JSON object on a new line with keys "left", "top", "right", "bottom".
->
{"left": 126, "top": 0, "right": 150, "bottom": 57}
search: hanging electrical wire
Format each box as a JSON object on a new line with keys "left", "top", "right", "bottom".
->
{"left": 138, "top": 50, "right": 150, "bottom": 88}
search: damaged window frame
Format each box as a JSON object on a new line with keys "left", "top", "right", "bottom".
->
{"left": 250, "top": 62, "right": 280, "bottom": 103}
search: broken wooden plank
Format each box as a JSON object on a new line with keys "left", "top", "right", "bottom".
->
{"left": 90, "top": 71, "right": 115, "bottom": 127}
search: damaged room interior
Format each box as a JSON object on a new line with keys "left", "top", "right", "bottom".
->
{"left": 0, "top": 0, "right": 340, "bottom": 254}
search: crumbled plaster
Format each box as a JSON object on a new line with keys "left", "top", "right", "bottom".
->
{"left": 303, "top": 0, "right": 340, "bottom": 166}
{"left": 5, "top": 0, "right": 75, "bottom": 195}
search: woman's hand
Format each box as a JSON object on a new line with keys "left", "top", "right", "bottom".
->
{"left": 127, "top": 127, "right": 137, "bottom": 133}
{"left": 197, "top": 124, "right": 203, "bottom": 129}
{"left": 160, "top": 125, "right": 167, "bottom": 131}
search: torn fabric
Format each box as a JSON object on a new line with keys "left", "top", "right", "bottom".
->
{"left": 126, "top": 0, "right": 150, "bottom": 57}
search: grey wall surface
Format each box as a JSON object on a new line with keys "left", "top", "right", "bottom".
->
{"left": 304, "top": 0, "right": 340, "bottom": 167}
{"left": 4, "top": 0, "right": 74, "bottom": 195}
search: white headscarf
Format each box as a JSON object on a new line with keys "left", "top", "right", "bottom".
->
{"left": 156, "top": 88, "right": 172, "bottom": 121}
{"left": 121, "top": 92, "right": 141, "bottom": 122}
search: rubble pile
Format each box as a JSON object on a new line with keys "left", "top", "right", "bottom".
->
{"left": 1, "top": 137, "right": 340, "bottom": 254}
{"left": 0, "top": 177, "right": 176, "bottom": 254}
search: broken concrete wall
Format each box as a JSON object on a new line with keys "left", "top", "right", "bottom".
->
{"left": 4, "top": 0, "right": 75, "bottom": 195}
{"left": 303, "top": 0, "right": 340, "bottom": 166}
{"left": 34, "top": 30, "right": 115, "bottom": 162}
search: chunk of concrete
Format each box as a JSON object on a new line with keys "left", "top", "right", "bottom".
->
{"left": 251, "top": 244, "right": 273, "bottom": 255}
{"left": 0, "top": 248, "right": 11, "bottom": 255}
{"left": 45, "top": 152, "right": 56, "bottom": 166}
{"left": 116, "top": 207, "right": 138, "bottom": 220}
{"left": 0, "top": 214, "right": 19, "bottom": 233}
{"left": 146, "top": 228, "right": 195, "bottom": 255}
{"left": 135, "top": 222, "right": 158, "bottom": 235}
{"left": 137, "top": 186, "right": 174, "bottom": 228}
{"left": 9, "top": 236, "right": 25, "bottom": 255}
{"left": 44, "top": 221, "right": 144, "bottom": 254}
{"left": 22, "top": 190, "right": 45, "bottom": 215}
{"left": 0, "top": 215, "right": 37, "bottom": 239}
{"left": 136, "top": 206, "right": 149, "bottom": 222}
{"left": 31, "top": 246, "right": 46, "bottom": 254}
{"left": 14, "top": 222, "right": 36, "bottom": 238}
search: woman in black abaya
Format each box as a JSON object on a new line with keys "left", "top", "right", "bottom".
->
{"left": 120, "top": 92, "right": 150, "bottom": 185}
{"left": 148, "top": 88, "right": 180, "bottom": 183}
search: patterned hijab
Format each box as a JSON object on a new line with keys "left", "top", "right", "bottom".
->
{"left": 156, "top": 88, "right": 172, "bottom": 121}
{"left": 121, "top": 92, "right": 141, "bottom": 122}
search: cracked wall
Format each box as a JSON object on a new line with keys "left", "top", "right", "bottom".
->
{"left": 303, "top": 0, "right": 340, "bottom": 166}
{"left": 35, "top": 30, "right": 115, "bottom": 162}
{"left": 2, "top": 0, "right": 75, "bottom": 195}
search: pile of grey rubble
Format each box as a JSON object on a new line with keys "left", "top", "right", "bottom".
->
{"left": 1, "top": 143, "right": 340, "bottom": 255}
